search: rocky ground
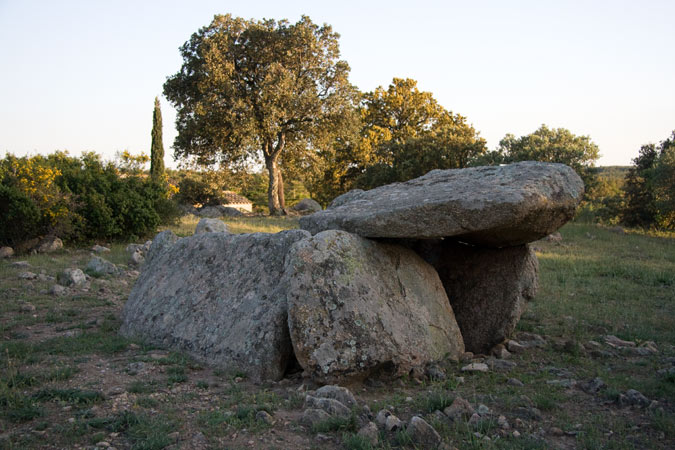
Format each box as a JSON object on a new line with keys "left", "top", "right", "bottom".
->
{"left": 1, "top": 223, "right": 674, "bottom": 449}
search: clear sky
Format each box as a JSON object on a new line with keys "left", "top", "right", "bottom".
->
{"left": 1, "top": 0, "right": 673, "bottom": 168}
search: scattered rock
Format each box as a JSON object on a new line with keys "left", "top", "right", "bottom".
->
{"left": 461, "top": 363, "right": 489, "bottom": 373}
{"left": 497, "top": 415, "right": 510, "bottom": 430}
{"left": 11, "top": 261, "right": 31, "bottom": 268}
{"left": 516, "top": 332, "right": 546, "bottom": 348}
{"left": 491, "top": 344, "right": 511, "bottom": 359}
{"left": 18, "top": 271, "right": 37, "bottom": 280}
{"left": 515, "top": 406, "right": 543, "bottom": 421}
{"left": 129, "top": 251, "right": 145, "bottom": 266}
{"left": 543, "top": 232, "right": 563, "bottom": 243}
{"left": 385, "top": 414, "right": 404, "bottom": 432}
{"left": 86, "top": 256, "right": 120, "bottom": 277}
{"left": 357, "top": 422, "right": 379, "bottom": 446}
{"left": 314, "top": 385, "right": 357, "bottom": 408}
{"left": 604, "top": 335, "right": 636, "bottom": 348}
{"left": 291, "top": 198, "right": 322, "bottom": 214}
{"left": 255, "top": 410, "right": 275, "bottom": 425}
{"left": 91, "top": 245, "right": 110, "bottom": 253}
{"left": 50, "top": 284, "right": 67, "bottom": 296}
{"left": 37, "top": 236, "right": 63, "bottom": 253}
{"left": 619, "top": 389, "right": 650, "bottom": 407}
{"left": 20, "top": 303, "right": 36, "bottom": 312}
{"left": 579, "top": 377, "right": 606, "bottom": 394}
{"left": 486, "top": 358, "right": 517, "bottom": 371}
{"left": 120, "top": 230, "right": 310, "bottom": 381}
{"left": 477, "top": 404, "right": 491, "bottom": 416}
{"left": 0, "top": 246, "right": 14, "bottom": 258}
{"left": 550, "top": 427, "right": 564, "bottom": 436}
{"left": 285, "top": 230, "right": 464, "bottom": 382}
{"left": 425, "top": 363, "right": 446, "bottom": 381}
{"left": 408, "top": 416, "right": 442, "bottom": 447}
{"left": 507, "top": 378, "right": 524, "bottom": 387}
{"left": 194, "top": 218, "right": 229, "bottom": 234}
{"left": 546, "top": 379, "right": 577, "bottom": 388}
{"left": 443, "top": 397, "right": 475, "bottom": 420}
{"left": 375, "top": 409, "right": 392, "bottom": 428}
{"left": 300, "top": 162, "right": 584, "bottom": 247}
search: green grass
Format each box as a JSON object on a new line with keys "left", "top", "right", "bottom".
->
{"left": 1, "top": 219, "right": 674, "bottom": 449}
{"left": 161, "top": 214, "right": 299, "bottom": 236}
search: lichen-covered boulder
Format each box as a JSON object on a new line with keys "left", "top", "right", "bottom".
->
{"left": 120, "top": 230, "right": 310, "bottom": 381}
{"left": 283, "top": 230, "right": 464, "bottom": 383}
{"left": 412, "top": 240, "right": 539, "bottom": 353}
{"left": 300, "top": 162, "right": 583, "bottom": 247}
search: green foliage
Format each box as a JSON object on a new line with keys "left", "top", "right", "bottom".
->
{"left": 0, "top": 151, "right": 180, "bottom": 247}
{"left": 150, "top": 97, "right": 165, "bottom": 181}
{"left": 479, "top": 124, "right": 600, "bottom": 189}
{"left": 622, "top": 131, "right": 675, "bottom": 230}
{"left": 0, "top": 184, "right": 42, "bottom": 246}
{"left": 164, "top": 14, "right": 359, "bottom": 214}
{"left": 335, "top": 78, "right": 486, "bottom": 193}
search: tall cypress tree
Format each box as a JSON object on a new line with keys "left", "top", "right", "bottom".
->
{"left": 150, "top": 97, "right": 165, "bottom": 181}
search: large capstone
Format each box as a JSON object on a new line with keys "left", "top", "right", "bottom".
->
{"left": 283, "top": 230, "right": 464, "bottom": 383}
{"left": 412, "top": 240, "right": 539, "bottom": 353}
{"left": 300, "top": 162, "right": 583, "bottom": 247}
{"left": 119, "top": 230, "right": 310, "bottom": 381}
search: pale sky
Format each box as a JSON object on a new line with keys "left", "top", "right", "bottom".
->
{"left": 1, "top": 0, "right": 673, "bottom": 168}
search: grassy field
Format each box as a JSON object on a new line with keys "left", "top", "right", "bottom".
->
{"left": 0, "top": 219, "right": 673, "bottom": 449}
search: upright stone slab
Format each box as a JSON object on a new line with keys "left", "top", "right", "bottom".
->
{"left": 120, "top": 230, "right": 310, "bottom": 381}
{"left": 300, "top": 162, "right": 583, "bottom": 247}
{"left": 412, "top": 240, "right": 539, "bottom": 353}
{"left": 283, "top": 230, "right": 464, "bottom": 383}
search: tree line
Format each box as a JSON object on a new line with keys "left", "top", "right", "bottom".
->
{"left": 1, "top": 14, "right": 673, "bottom": 249}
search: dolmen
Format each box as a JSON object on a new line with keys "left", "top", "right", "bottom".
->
{"left": 120, "top": 162, "right": 584, "bottom": 383}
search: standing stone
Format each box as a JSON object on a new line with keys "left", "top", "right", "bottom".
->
{"left": 300, "top": 162, "right": 583, "bottom": 247}
{"left": 120, "top": 230, "right": 310, "bottom": 381}
{"left": 412, "top": 240, "right": 538, "bottom": 353}
{"left": 194, "top": 218, "right": 229, "bottom": 235}
{"left": 284, "top": 230, "right": 464, "bottom": 383}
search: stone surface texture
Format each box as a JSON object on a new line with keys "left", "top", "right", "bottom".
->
{"left": 300, "top": 162, "right": 583, "bottom": 247}
{"left": 120, "top": 230, "right": 310, "bottom": 381}
{"left": 284, "top": 230, "right": 464, "bottom": 383}
{"left": 145, "top": 230, "right": 180, "bottom": 264}
{"left": 412, "top": 240, "right": 539, "bottom": 353}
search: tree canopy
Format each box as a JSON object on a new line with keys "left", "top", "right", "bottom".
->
{"left": 311, "top": 78, "right": 486, "bottom": 197}
{"left": 622, "top": 131, "right": 675, "bottom": 229}
{"left": 163, "top": 14, "right": 358, "bottom": 214}
{"left": 475, "top": 124, "right": 600, "bottom": 189}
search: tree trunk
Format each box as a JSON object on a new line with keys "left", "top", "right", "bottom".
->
{"left": 277, "top": 167, "right": 287, "bottom": 213}
{"left": 265, "top": 156, "right": 283, "bottom": 215}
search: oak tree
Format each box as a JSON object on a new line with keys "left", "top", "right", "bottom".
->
{"left": 164, "top": 14, "right": 357, "bottom": 214}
